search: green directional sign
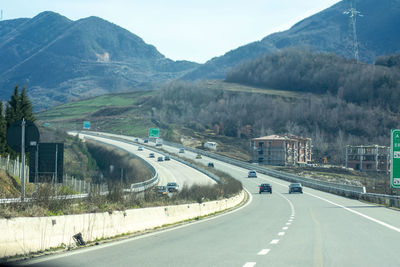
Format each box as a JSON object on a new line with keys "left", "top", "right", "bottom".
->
{"left": 149, "top": 128, "right": 159, "bottom": 138}
{"left": 83, "top": 121, "right": 91, "bottom": 130}
{"left": 391, "top": 129, "right": 400, "bottom": 188}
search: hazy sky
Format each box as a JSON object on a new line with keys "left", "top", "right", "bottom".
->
{"left": 0, "top": 0, "right": 341, "bottom": 63}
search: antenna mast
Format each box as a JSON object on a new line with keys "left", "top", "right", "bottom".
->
{"left": 343, "top": 2, "right": 363, "bottom": 61}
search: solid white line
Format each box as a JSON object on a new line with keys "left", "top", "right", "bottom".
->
{"left": 270, "top": 239, "right": 279, "bottom": 244}
{"left": 278, "top": 232, "right": 285, "bottom": 236}
{"left": 258, "top": 249, "right": 270, "bottom": 255}
{"left": 306, "top": 192, "right": 400, "bottom": 233}
{"left": 243, "top": 262, "right": 257, "bottom": 267}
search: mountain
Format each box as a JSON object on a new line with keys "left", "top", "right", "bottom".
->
{"left": 0, "top": 11, "right": 199, "bottom": 110}
{"left": 184, "top": 0, "right": 400, "bottom": 80}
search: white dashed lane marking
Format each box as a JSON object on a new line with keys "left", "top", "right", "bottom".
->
{"left": 270, "top": 239, "right": 280, "bottom": 244}
{"left": 278, "top": 232, "right": 285, "bottom": 236}
{"left": 243, "top": 262, "right": 256, "bottom": 267}
{"left": 258, "top": 249, "right": 271, "bottom": 255}
{"left": 283, "top": 227, "right": 288, "bottom": 230}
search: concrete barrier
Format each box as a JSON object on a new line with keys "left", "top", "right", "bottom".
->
{"left": 0, "top": 191, "right": 245, "bottom": 258}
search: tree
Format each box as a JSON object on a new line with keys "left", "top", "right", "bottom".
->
{"left": 20, "top": 87, "right": 35, "bottom": 122}
{"left": 5, "top": 85, "right": 36, "bottom": 127}
{"left": 0, "top": 100, "right": 6, "bottom": 154}
{"left": 5, "top": 85, "right": 21, "bottom": 127}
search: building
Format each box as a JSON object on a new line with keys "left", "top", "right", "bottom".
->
{"left": 252, "top": 134, "right": 312, "bottom": 166}
{"left": 345, "top": 145, "right": 390, "bottom": 172}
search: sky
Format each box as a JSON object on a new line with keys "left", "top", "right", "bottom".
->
{"left": 0, "top": 0, "right": 342, "bottom": 63}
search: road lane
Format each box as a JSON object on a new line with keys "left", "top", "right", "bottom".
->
{"left": 23, "top": 133, "right": 400, "bottom": 267}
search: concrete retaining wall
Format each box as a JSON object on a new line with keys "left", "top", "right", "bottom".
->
{"left": 0, "top": 191, "right": 245, "bottom": 258}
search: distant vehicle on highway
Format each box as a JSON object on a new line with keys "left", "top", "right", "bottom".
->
{"left": 195, "top": 154, "right": 202, "bottom": 159}
{"left": 144, "top": 139, "right": 149, "bottom": 143}
{"left": 179, "top": 148, "right": 185, "bottom": 153}
{"left": 259, "top": 183, "right": 272, "bottom": 194}
{"left": 156, "top": 138, "right": 163, "bottom": 146}
{"left": 156, "top": 186, "right": 168, "bottom": 196}
{"left": 289, "top": 183, "right": 303, "bottom": 194}
{"left": 166, "top": 182, "right": 179, "bottom": 192}
{"left": 208, "top": 162, "right": 214, "bottom": 168}
{"left": 138, "top": 146, "right": 143, "bottom": 151}
{"left": 164, "top": 155, "right": 171, "bottom": 161}
{"left": 134, "top": 138, "right": 139, "bottom": 142}
{"left": 248, "top": 170, "right": 257, "bottom": 178}
{"left": 149, "top": 153, "right": 155, "bottom": 158}
{"left": 157, "top": 156, "right": 164, "bottom": 162}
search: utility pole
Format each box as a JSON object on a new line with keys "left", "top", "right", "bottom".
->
{"left": 1, "top": 10, "right": 3, "bottom": 21}
{"left": 21, "top": 119, "right": 26, "bottom": 201}
{"left": 343, "top": 2, "right": 363, "bottom": 61}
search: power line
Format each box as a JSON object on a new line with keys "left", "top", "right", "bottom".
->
{"left": 343, "top": 2, "right": 363, "bottom": 61}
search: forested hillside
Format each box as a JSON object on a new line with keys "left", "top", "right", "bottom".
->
{"left": 148, "top": 81, "right": 397, "bottom": 163}
{"left": 226, "top": 49, "right": 400, "bottom": 112}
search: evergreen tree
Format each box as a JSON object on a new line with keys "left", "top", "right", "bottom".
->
{"left": 0, "top": 100, "right": 6, "bottom": 155}
{"left": 5, "top": 85, "right": 21, "bottom": 127}
{"left": 20, "top": 87, "right": 35, "bottom": 122}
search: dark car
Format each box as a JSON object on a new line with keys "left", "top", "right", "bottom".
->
{"left": 248, "top": 170, "right": 257, "bottom": 178}
{"left": 259, "top": 183, "right": 272, "bottom": 194}
{"left": 144, "top": 139, "right": 149, "bottom": 143}
{"left": 157, "top": 156, "right": 164, "bottom": 162}
{"left": 166, "top": 182, "right": 179, "bottom": 192}
{"left": 156, "top": 186, "right": 168, "bottom": 196}
{"left": 164, "top": 155, "right": 171, "bottom": 161}
{"left": 138, "top": 146, "right": 143, "bottom": 151}
{"left": 149, "top": 153, "right": 155, "bottom": 158}
{"left": 179, "top": 148, "right": 185, "bottom": 153}
{"left": 289, "top": 183, "right": 303, "bottom": 194}
{"left": 208, "top": 162, "right": 214, "bottom": 168}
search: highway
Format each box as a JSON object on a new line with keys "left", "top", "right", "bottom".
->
{"left": 22, "top": 134, "right": 400, "bottom": 267}
{"left": 76, "top": 133, "right": 216, "bottom": 188}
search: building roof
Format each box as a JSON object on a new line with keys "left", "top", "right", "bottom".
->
{"left": 252, "top": 134, "right": 311, "bottom": 142}
{"left": 252, "top": 135, "right": 287, "bottom": 141}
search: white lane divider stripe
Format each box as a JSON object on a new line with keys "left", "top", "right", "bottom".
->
{"left": 283, "top": 226, "right": 288, "bottom": 230}
{"left": 270, "top": 239, "right": 279, "bottom": 244}
{"left": 278, "top": 232, "right": 285, "bottom": 236}
{"left": 243, "top": 262, "right": 256, "bottom": 267}
{"left": 258, "top": 249, "right": 271, "bottom": 255}
{"left": 286, "top": 222, "right": 291, "bottom": 225}
{"left": 306, "top": 192, "right": 400, "bottom": 233}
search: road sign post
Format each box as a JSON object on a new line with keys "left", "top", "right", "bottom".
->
{"left": 391, "top": 129, "right": 400, "bottom": 188}
{"left": 83, "top": 121, "right": 91, "bottom": 130}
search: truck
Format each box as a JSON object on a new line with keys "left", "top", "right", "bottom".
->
{"left": 155, "top": 138, "right": 163, "bottom": 146}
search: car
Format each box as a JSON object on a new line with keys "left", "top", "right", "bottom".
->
{"left": 144, "top": 139, "right": 149, "bottom": 143}
{"left": 164, "top": 155, "right": 171, "bottom": 161}
{"left": 179, "top": 148, "right": 185, "bottom": 153}
{"left": 259, "top": 183, "right": 272, "bottom": 194}
{"left": 156, "top": 186, "right": 168, "bottom": 196}
{"left": 166, "top": 182, "right": 179, "bottom": 192}
{"left": 149, "top": 153, "right": 155, "bottom": 158}
{"left": 289, "top": 183, "right": 303, "bottom": 194}
{"left": 138, "top": 146, "right": 143, "bottom": 151}
{"left": 195, "top": 154, "right": 202, "bottom": 159}
{"left": 207, "top": 162, "right": 214, "bottom": 167}
{"left": 157, "top": 156, "right": 164, "bottom": 162}
{"left": 248, "top": 170, "right": 257, "bottom": 178}
{"left": 134, "top": 138, "right": 139, "bottom": 142}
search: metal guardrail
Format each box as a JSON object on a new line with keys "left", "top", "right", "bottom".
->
{"left": 77, "top": 132, "right": 400, "bottom": 209}
{"left": 81, "top": 132, "right": 221, "bottom": 184}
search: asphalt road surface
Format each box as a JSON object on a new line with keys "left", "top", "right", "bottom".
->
{"left": 23, "top": 134, "right": 400, "bottom": 267}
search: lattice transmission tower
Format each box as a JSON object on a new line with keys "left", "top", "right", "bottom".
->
{"left": 343, "top": 2, "right": 363, "bottom": 61}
